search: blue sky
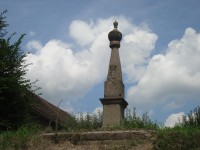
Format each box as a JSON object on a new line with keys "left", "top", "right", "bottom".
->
{"left": 1, "top": 0, "right": 200, "bottom": 127}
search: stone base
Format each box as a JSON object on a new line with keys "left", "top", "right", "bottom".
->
{"left": 100, "top": 98, "right": 128, "bottom": 128}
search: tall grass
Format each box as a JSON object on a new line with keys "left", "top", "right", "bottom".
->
{"left": 124, "top": 107, "right": 159, "bottom": 130}
{"left": 0, "top": 125, "right": 40, "bottom": 150}
{"left": 153, "top": 106, "right": 200, "bottom": 150}
{"left": 182, "top": 105, "right": 200, "bottom": 128}
{"left": 2, "top": 106, "right": 200, "bottom": 149}
{"left": 64, "top": 108, "right": 159, "bottom": 131}
{"left": 154, "top": 126, "right": 200, "bottom": 150}
{"left": 64, "top": 110, "right": 102, "bottom": 131}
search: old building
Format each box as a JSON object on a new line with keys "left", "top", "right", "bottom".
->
{"left": 30, "top": 94, "right": 71, "bottom": 128}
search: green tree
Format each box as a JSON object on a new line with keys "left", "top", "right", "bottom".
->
{"left": 0, "top": 10, "right": 36, "bottom": 130}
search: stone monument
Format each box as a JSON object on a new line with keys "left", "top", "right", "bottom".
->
{"left": 100, "top": 21, "right": 128, "bottom": 128}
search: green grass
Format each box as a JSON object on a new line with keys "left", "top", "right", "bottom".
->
{"left": 153, "top": 106, "right": 200, "bottom": 150}
{"left": 64, "top": 108, "right": 159, "bottom": 132}
{"left": 64, "top": 112, "right": 102, "bottom": 132}
{"left": 153, "top": 126, "right": 200, "bottom": 150}
{"left": 124, "top": 108, "right": 159, "bottom": 130}
{"left": 0, "top": 125, "right": 40, "bottom": 150}
{"left": 2, "top": 106, "right": 200, "bottom": 149}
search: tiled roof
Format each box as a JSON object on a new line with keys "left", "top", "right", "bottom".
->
{"left": 31, "top": 94, "right": 71, "bottom": 126}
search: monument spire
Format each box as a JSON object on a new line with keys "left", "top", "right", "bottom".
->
{"left": 105, "top": 20, "right": 124, "bottom": 98}
{"left": 100, "top": 21, "right": 128, "bottom": 128}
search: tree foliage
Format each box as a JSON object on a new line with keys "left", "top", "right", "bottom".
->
{"left": 0, "top": 10, "right": 35, "bottom": 130}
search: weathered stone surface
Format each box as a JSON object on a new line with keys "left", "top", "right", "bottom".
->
{"left": 100, "top": 21, "right": 128, "bottom": 128}
{"left": 104, "top": 48, "right": 124, "bottom": 98}
{"left": 41, "top": 130, "right": 154, "bottom": 142}
{"left": 41, "top": 130, "right": 155, "bottom": 149}
{"left": 100, "top": 98, "right": 128, "bottom": 127}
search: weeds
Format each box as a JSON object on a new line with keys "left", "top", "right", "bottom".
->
{"left": 64, "top": 111, "right": 102, "bottom": 131}
{"left": 124, "top": 107, "right": 159, "bottom": 130}
{"left": 153, "top": 126, "right": 200, "bottom": 150}
{"left": 64, "top": 108, "right": 159, "bottom": 132}
{"left": 0, "top": 125, "right": 40, "bottom": 150}
{"left": 3, "top": 106, "right": 200, "bottom": 149}
{"left": 182, "top": 105, "right": 200, "bottom": 128}
{"left": 153, "top": 106, "right": 200, "bottom": 150}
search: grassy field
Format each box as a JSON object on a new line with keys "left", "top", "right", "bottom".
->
{"left": 1, "top": 106, "right": 200, "bottom": 150}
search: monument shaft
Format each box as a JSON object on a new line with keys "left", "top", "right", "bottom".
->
{"left": 104, "top": 47, "right": 124, "bottom": 98}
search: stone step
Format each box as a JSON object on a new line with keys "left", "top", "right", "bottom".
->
{"left": 41, "top": 130, "right": 155, "bottom": 146}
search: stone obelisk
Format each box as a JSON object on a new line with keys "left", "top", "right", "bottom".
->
{"left": 100, "top": 21, "right": 128, "bottom": 128}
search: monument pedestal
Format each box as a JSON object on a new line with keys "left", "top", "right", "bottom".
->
{"left": 100, "top": 98, "right": 128, "bottom": 128}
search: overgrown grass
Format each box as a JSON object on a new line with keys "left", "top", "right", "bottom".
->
{"left": 0, "top": 125, "right": 40, "bottom": 150}
{"left": 64, "top": 108, "right": 159, "bottom": 132}
{"left": 153, "top": 126, "right": 200, "bottom": 150}
{"left": 3, "top": 106, "right": 200, "bottom": 149}
{"left": 64, "top": 111, "right": 102, "bottom": 131}
{"left": 0, "top": 108, "right": 158, "bottom": 149}
{"left": 124, "top": 107, "right": 159, "bottom": 130}
{"left": 182, "top": 105, "right": 200, "bottom": 128}
{"left": 153, "top": 106, "right": 200, "bottom": 150}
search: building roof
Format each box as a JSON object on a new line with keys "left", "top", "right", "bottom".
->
{"left": 31, "top": 94, "right": 71, "bottom": 127}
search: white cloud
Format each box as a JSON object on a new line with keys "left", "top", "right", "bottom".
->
{"left": 25, "top": 39, "right": 108, "bottom": 105}
{"left": 165, "top": 112, "right": 184, "bottom": 127}
{"left": 127, "top": 27, "right": 200, "bottom": 112}
{"left": 25, "top": 16, "right": 158, "bottom": 109}
{"left": 26, "top": 40, "right": 42, "bottom": 51}
{"left": 69, "top": 20, "right": 95, "bottom": 46}
{"left": 122, "top": 27, "right": 158, "bottom": 81}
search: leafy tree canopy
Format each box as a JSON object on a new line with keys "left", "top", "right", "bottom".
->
{"left": 0, "top": 10, "right": 38, "bottom": 130}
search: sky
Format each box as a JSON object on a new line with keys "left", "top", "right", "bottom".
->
{"left": 1, "top": 0, "right": 200, "bottom": 127}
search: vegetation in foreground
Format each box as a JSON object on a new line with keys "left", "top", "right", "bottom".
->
{"left": 0, "top": 10, "right": 40, "bottom": 130}
{"left": 1, "top": 106, "right": 200, "bottom": 150}
{"left": 124, "top": 107, "right": 159, "bottom": 130}
{"left": 153, "top": 106, "right": 200, "bottom": 150}
{"left": 154, "top": 126, "right": 200, "bottom": 150}
{"left": 63, "top": 107, "right": 159, "bottom": 132}
{"left": 0, "top": 125, "right": 41, "bottom": 150}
